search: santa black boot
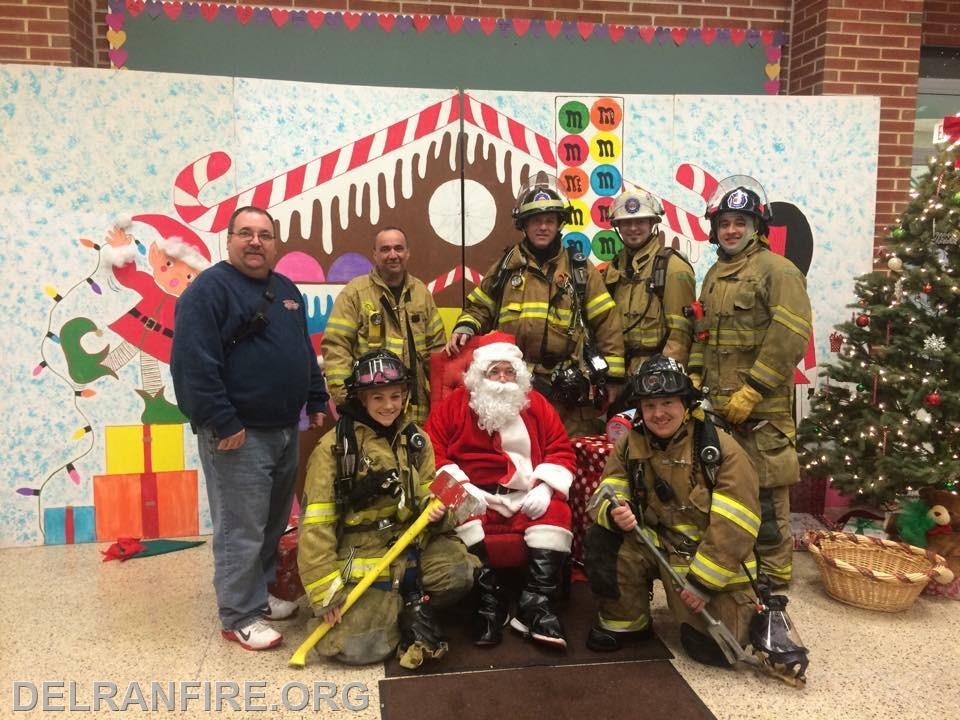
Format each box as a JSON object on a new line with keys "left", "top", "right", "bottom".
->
{"left": 509, "top": 547, "right": 568, "bottom": 649}
{"left": 467, "top": 543, "right": 509, "bottom": 646}
{"left": 396, "top": 591, "right": 448, "bottom": 670}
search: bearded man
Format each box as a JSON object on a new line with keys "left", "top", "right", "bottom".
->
{"left": 424, "top": 339, "right": 575, "bottom": 649}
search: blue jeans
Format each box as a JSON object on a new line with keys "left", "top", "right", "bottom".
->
{"left": 197, "top": 425, "right": 299, "bottom": 630}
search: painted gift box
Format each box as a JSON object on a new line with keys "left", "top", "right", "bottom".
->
{"left": 43, "top": 505, "right": 96, "bottom": 545}
{"left": 93, "top": 424, "right": 198, "bottom": 540}
{"left": 570, "top": 435, "right": 614, "bottom": 563}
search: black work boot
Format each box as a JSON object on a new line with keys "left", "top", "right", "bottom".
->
{"left": 467, "top": 542, "right": 509, "bottom": 646}
{"left": 586, "top": 622, "right": 653, "bottom": 652}
{"left": 680, "top": 623, "right": 734, "bottom": 668}
{"left": 396, "top": 591, "right": 448, "bottom": 670}
{"left": 509, "top": 547, "right": 568, "bottom": 649}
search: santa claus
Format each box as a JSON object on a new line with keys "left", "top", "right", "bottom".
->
{"left": 424, "top": 339, "right": 575, "bottom": 649}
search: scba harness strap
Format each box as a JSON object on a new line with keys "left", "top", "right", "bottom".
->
{"left": 333, "top": 416, "right": 426, "bottom": 539}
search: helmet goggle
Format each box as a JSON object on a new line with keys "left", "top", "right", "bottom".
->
{"left": 637, "top": 370, "right": 688, "bottom": 396}
{"left": 354, "top": 357, "right": 406, "bottom": 386}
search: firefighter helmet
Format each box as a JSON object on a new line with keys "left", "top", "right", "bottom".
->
{"left": 610, "top": 190, "right": 663, "bottom": 224}
{"left": 345, "top": 349, "right": 410, "bottom": 395}
{"left": 704, "top": 175, "right": 772, "bottom": 243}
{"left": 512, "top": 172, "right": 572, "bottom": 229}
{"left": 631, "top": 355, "right": 694, "bottom": 402}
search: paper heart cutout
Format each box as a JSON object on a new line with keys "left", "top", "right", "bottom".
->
{"left": 126, "top": 0, "right": 145, "bottom": 16}
{"left": 236, "top": 5, "right": 253, "bottom": 24}
{"left": 730, "top": 28, "right": 746, "bottom": 46}
{"left": 413, "top": 15, "right": 430, "bottom": 32}
{"left": 342, "top": 12, "right": 361, "bottom": 30}
{"left": 162, "top": 2, "right": 181, "bottom": 20}
{"left": 446, "top": 15, "right": 463, "bottom": 33}
{"left": 394, "top": 15, "right": 412, "bottom": 32}
{"left": 480, "top": 17, "right": 497, "bottom": 35}
{"left": 106, "top": 29, "right": 126, "bottom": 47}
{"left": 271, "top": 8, "right": 290, "bottom": 27}
{"left": 144, "top": 0, "right": 161, "bottom": 18}
{"left": 766, "top": 46, "right": 781, "bottom": 62}
{"left": 761, "top": 29, "right": 774, "bottom": 46}
{"left": 700, "top": 27, "right": 717, "bottom": 44}
{"left": 544, "top": 20, "right": 562, "bottom": 38}
{"left": 182, "top": 4, "right": 199, "bottom": 19}
{"left": 306, "top": 10, "right": 324, "bottom": 29}
{"left": 764, "top": 80, "right": 781, "bottom": 95}
{"left": 670, "top": 27, "right": 687, "bottom": 45}
{"left": 639, "top": 26, "right": 656, "bottom": 43}
{"left": 746, "top": 29, "right": 760, "bottom": 46}
{"left": 108, "top": 49, "right": 128, "bottom": 68}
{"left": 608, "top": 25, "right": 624, "bottom": 44}
{"left": 513, "top": 18, "right": 530, "bottom": 37}
{"left": 199, "top": 3, "right": 218, "bottom": 22}
{"left": 577, "top": 22, "right": 594, "bottom": 40}
{"left": 765, "top": 62, "right": 781, "bottom": 80}
{"left": 379, "top": 13, "right": 395, "bottom": 32}
{"left": 686, "top": 28, "right": 701, "bottom": 44}
{"left": 106, "top": 12, "right": 124, "bottom": 30}
{"left": 362, "top": 13, "right": 378, "bottom": 30}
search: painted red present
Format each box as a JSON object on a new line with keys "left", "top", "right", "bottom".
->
{"left": 93, "top": 470, "right": 198, "bottom": 540}
{"left": 268, "top": 529, "right": 305, "bottom": 601}
{"left": 570, "top": 435, "right": 614, "bottom": 562}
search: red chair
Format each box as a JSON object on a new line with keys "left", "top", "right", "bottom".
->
{"left": 428, "top": 331, "right": 530, "bottom": 569}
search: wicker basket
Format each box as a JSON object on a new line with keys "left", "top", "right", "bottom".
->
{"left": 805, "top": 530, "right": 949, "bottom": 612}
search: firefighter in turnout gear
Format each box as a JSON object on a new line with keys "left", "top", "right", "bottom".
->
{"left": 298, "top": 349, "right": 477, "bottom": 669}
{"left": 603, "top": 189, "right": 695, "bottom": 376}
{"left": 688, "top": 176, "right": 812, "bottom": 585}
{"left": 445, "top": 174, "right": 625, "bottom": 437}
{"left": 322, "top": 227, "right": 446, "bottom": 426}
{"left": 584, "top": 356, "right": 762, "bottom": 666}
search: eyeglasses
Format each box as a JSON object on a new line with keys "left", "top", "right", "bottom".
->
{"left": 637, "top": 370, "right": 687, "bottom": 395}
{"left": 354, "top": 358, "right": 406, "bottom": 386}
{"left": 485, "top": 364, "right": 517, "bottom": 380}
{"left": 230, "top": 229, "right": 276, "bottom": 242}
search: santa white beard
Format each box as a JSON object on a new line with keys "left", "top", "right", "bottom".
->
{"left": 469, "top": 379, "right": 531, "bottom": 434}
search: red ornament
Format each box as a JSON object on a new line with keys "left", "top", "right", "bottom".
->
{"left": 925, "top": 391, "right": 942, "bottom": 407}
{"left": 922, "top": 283, "right": 934, "bottom": 294}
{"left": 855, "top": 314, "right": 870, "bottom": 327}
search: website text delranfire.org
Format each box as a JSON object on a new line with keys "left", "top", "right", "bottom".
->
{"left": 12, "top": 680, "right": 370, "bottom": 713}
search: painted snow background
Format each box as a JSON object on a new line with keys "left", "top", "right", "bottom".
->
{"left": 0, "top": 65, "right": 878, "bottom": 547}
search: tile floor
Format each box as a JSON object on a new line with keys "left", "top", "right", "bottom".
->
{"left": 2, "top": 541, "right": 957, "bottom": 719}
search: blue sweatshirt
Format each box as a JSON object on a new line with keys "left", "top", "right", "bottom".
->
{"left": 171, "top": 261, "right": 328, "bottom": 437}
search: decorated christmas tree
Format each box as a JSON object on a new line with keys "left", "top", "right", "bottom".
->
{"left": 797, "top": 117, "right": 960, "bottom": 507}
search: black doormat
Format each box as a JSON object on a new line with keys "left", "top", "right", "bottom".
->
{"left": 379, "top": 660, "right": 715, "bottom": 720}
{"left": 384, "top": 580, "right": 672, "bottom": 677}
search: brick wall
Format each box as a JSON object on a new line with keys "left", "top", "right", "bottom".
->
{"left": 787, "top": 0, "right": 924, "bottom": 244}
{"left": 922, "top": 0, "right": 960, "bottom": 46}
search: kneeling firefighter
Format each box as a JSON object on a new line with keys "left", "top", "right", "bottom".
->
{"left": 298, "top": 349, "right": 479, "bottom": 669}
{"left": 584, "top": 355, "right": 808, "bottom": 684}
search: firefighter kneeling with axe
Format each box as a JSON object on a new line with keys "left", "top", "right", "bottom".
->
{"left": 584, "top": 355, "right": 808, "bottom": 687}
{"left": 293, "top": 350, "right": 481, "bottom": 670}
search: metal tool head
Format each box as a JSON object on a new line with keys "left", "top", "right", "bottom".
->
{"left": 429, "top": 470, "right": 485, "bottom": 520}
{"left": 587, "top": 483, "right": 620, "bottom": 516}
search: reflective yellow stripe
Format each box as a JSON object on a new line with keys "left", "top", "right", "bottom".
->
{"left": 771, "top": 304, "right": 811, "bottom": 338}
{"left": 326, "top": 317, "right": 358, "bottom": 332}
{"left": 344, "top": 505, "right": 397, "bottom": 525}
{"left": 466, "top": 286, "right": 495, "bottom": 309}
{"left": 326, "top": 369, "right": 351, "bottom": 380}
{"left": 751, "top": 358, "right": 787, "bottom": 386}
{"left": 585, "top": 293, "right": 616, "bottom": 319}
{"left": 672, "top": 523, "right": 701, "bottom": 541}
{"left": 711, "top": 491, "right": 760, "bottom": 536}
{"left": 689, "top": 552, "right": 734, "bottom": 589}
{"left": 304, "top": 569, "right": 342, "bottom": 595}
{"left": 605, "top": 355, "right": 625, "bottom": 377}
{"left": 598, "top": 614, "right": 650, "bottom": 632}
{"left": 301, "top": 502, "right": 337, "bottom": 525}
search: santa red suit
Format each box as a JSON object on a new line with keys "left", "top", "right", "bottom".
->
{"left": 425, "top": 374, "right": 575, "bottom": 553}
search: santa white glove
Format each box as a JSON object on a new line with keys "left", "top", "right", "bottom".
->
{"left": 520, "top": 483, "right": 553, "bottom": 520}
{"left": 459, "top": 482, "right": 489, "bottom": 515}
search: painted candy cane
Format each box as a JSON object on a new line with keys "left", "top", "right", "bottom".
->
{"left": 427, "top": 265, "right": 484, "bottom": 295}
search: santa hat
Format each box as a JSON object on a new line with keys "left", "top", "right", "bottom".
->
{"left": 134, "top": 213, "right": 212, "bottom": 271}
{"left": 469, "top": 338, "right": 524, "bottom": 372}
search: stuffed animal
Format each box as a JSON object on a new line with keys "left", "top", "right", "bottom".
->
{"left": 897, "top": 500, "right": 936, "bottom": 547}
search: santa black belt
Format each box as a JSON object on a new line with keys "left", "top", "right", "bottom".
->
{"left": 129, "top": 308, "right": 174, "bottom": 338}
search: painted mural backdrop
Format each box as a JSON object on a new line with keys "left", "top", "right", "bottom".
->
{"left": 0, "top": 66, "right": 879, "bottom": 548}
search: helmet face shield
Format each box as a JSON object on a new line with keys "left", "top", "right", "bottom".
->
{"left": 611, "top": 190, "right": 664, "bottom": 223}
{"left": 513, "top": 172, "right": 572, "bottom": 229}
{"left": 705, "top": 176, "right": 772, "bottom": 244}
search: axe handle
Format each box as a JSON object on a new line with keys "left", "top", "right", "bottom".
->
{"left": 288, "top": 497, "right": 442, "bottom": 668}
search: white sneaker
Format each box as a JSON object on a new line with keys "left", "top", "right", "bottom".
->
{"left": 222, "top": 619, "right": 282, "bottom": 651}
{"left": 264, "top": 593, "right": 299, "bottom": 620}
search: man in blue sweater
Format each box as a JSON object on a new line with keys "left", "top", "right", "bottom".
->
{"left": 172, "top": 206, "right": 328, "bottom": 651}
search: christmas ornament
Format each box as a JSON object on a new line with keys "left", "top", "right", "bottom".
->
{"left": 887, "top": 256, "right": 903, "bottom": 272}
{"left": 855, "top": 314, "right": 870, "bottom": 327}
{"left": 839, "top": 341, "right": 857, "bottom": 359}
{"left": 892, "top": 227, "right": 906, "bottom": 239}
{"left": 925, "top": 391, "right": 942, "bottom": 407}
{"left": 915, "top": 408, "right": 933, "bottom": 424}
{"left": 922, "top": 334, "right": 947, "bottom": 357}
{"left": 951, "top": 190, "right": 960, "bottom": 206}
{"left": 829, "top": 331, "right": 844, "bottom": 353}
{"left": 922, "top": 282, "right": 934, "bottom": 294}
{"left": 856, "top": 383, "right": 866, "bottom": 392}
